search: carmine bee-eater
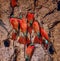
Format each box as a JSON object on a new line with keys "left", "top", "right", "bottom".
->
{"left": 10, "top": 0, "right": 18, "bottom": 8}
{"left": 19, "top": 18, "right": 27, "bottom": 34}
{"left": 32, "top": 21, "right": 49, "bottom": 45}
{"left": 27, "top": 12, "right": 34, "bottom": 34}
{"left": 11, "top": 32, "right": 17, "bottom": 40}
{"left": 32, "top": 21, "right": 42, "bottom": 44}
{"left": 39, "top": 26, "right": 49, "bottom": 40}
{"left": 32, "top": 21, "right": 39, "bottom": 33}
{"left": 10, "top": 17, "right": 19, "bottom": 31}
{"left": 27, "top": 12, "right": 34, "bottom": 23}
{"left": 18, "top": 17, "right": 31, "bottom": 45}
{"left": 10, "top": 0, "right": 18, "bottom": 16}
{"left": 25, "top": 45, "right": 35, "bottom": 61}
{"left": 18, "top": 36, "right": 30, "bottom": 45}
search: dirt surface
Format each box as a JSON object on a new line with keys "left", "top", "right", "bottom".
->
{"left": 0, "top": 0, "right": 60, "bottom": 61}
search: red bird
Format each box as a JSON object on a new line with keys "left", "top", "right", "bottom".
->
{"left": 33, "top": 21, "right": 39, "bottom": 33}
{"left": 10, "top": 17, "right": 19, "bottom": 31}
{"left": 27, "top": 26, "right": 32, "bottom": 34}
{"left": 27, "top": 12, "right": 34, "bottom": 24}
{"left": 10, "top": 0, "right": 18, "bottom": 8}
{"left": 19, "top": 18, "right": 27, "bottom": 33}
{"left": 18, "top": 36, "right": 30, "bottom": 45}
{"left": 34, "top": 36, "right": 43, "bottom": 44}
{"left": 40, "top": 27, "right": 49, "bottom": 40}
{"left": 32, "top": 21, "right": 49, "bottom": 44}
{"left": 11, "top": 32, "right": 17, "bottom": 40}
{"left": 26, "top": 45, "right": 35, "bottom": 59}
{"left": 10, "top": 0, "right": 18, "bottom": 16}
{"left": 27, "top": 13, "right": 34, "bottom": 34}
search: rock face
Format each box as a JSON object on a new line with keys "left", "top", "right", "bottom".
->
{"left": 0, "top": 0, "right": 60, "bottom": 61}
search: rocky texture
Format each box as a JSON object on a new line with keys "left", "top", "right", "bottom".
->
{"left": 0, "top": 0, "right": 60, "bottom": 61}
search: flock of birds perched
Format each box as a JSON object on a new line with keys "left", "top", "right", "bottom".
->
{"left": 0, "top": 0, "right": 60, "bottom": 61}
